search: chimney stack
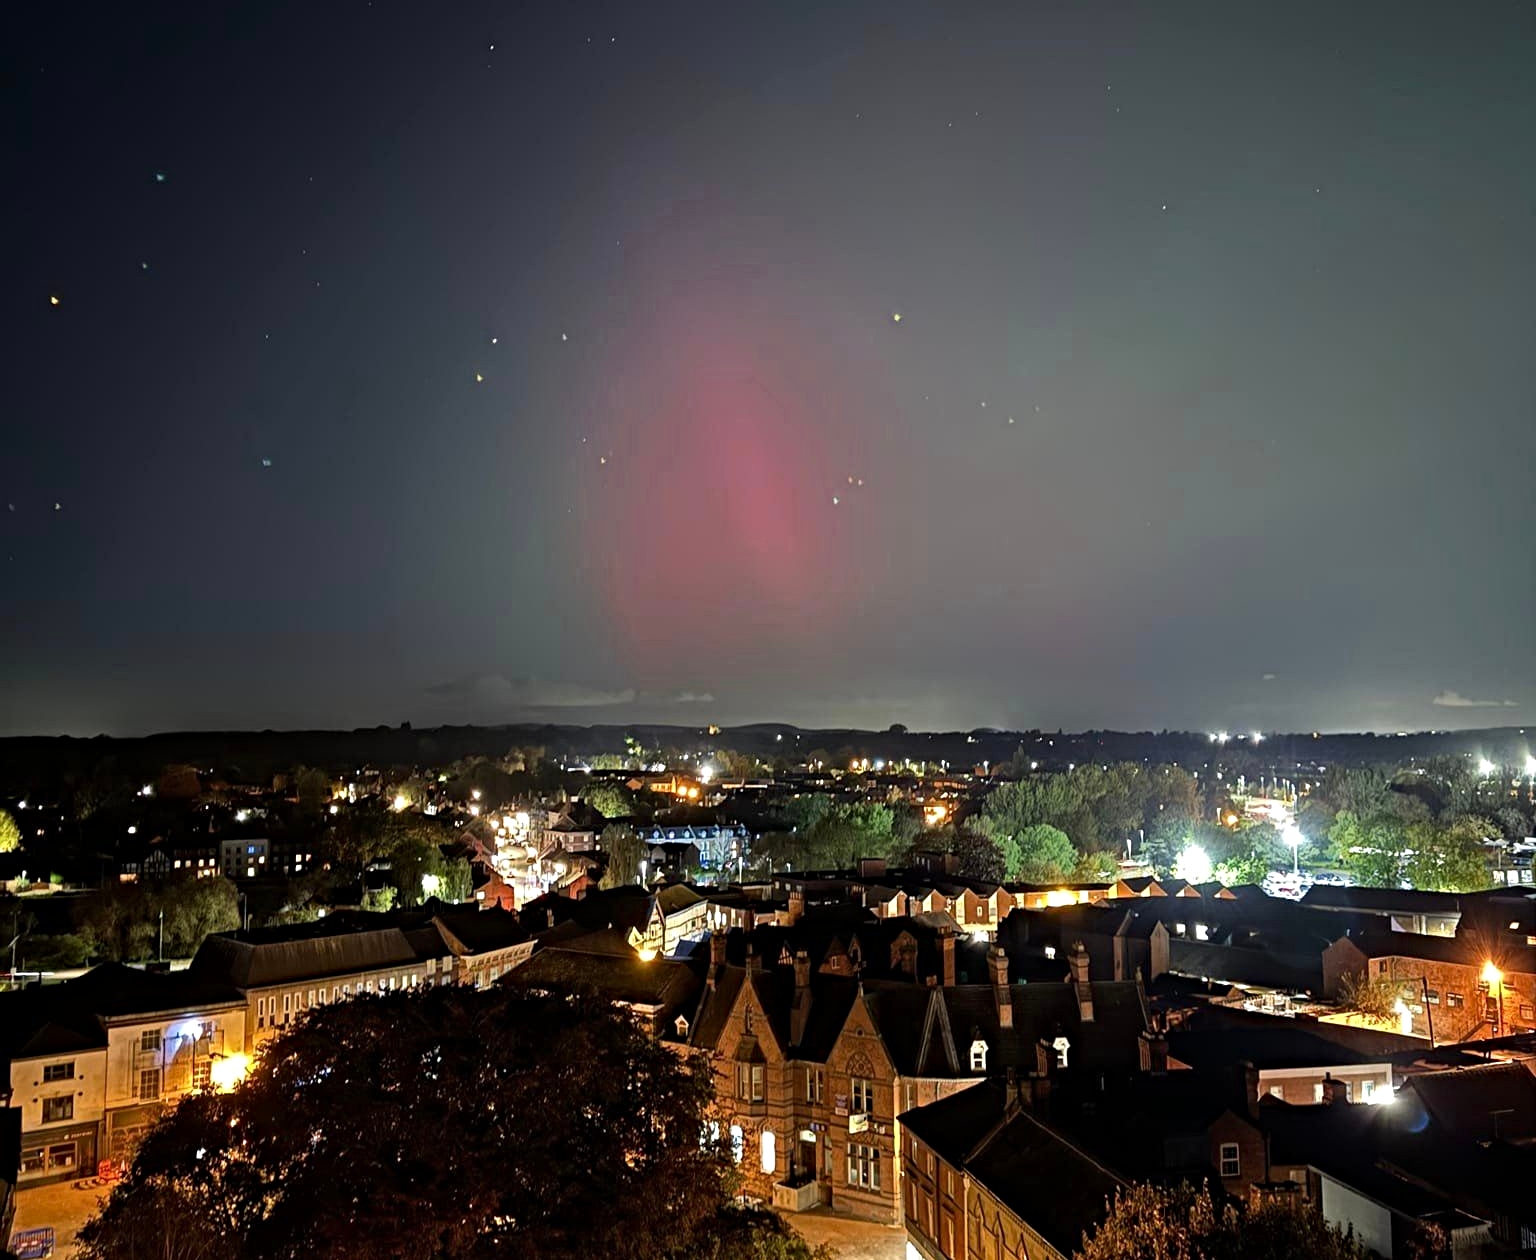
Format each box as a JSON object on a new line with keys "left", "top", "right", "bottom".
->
{"left": 1320, "top": 1072, "right": 1348, "bottom": 1107}
{"left": 989, "top": 946, "right": 1013, "bottom": 1029}
{"left": 787, "top": 888, "right": 805, "bottom": 925}
{"left": 939, "top": 926, "right": 957, "bottom": 987}
{"left": 790, "top": 949, "right": 812, "bottom": 1046}
{"left": 897, "top": 939, "right": 918, "bottom": 978}
{"left": 710, "top": 930, "right": 728, "bottom": 970}
{"left": 1070, "top": 941, "right": 1094, "bottom": 1023}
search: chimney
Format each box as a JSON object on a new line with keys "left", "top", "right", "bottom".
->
{"left": 989, "top": 946, "right": 1013, "bottom": 1029}
{"left": 787, "top": 888, "right": 805, "bottom": 925}
{"left": 1070, "top": 941, "right": 1094, "bottom": 1023}
{"left": 790, "top": 949, "right": 812, "bottom": 1046}
{"left": 1138, "top": 1030, "right": 1169, "bottom": 1074}
{"left": 897, "top": 939, "right": 918, "bottom": 978}
{"left": 1241, "top": 1061, "right": 1261, "bottom": 1119}
{"left": 746, "top": 941, "right": 762, "bottom": 972}
{"left": 710, "top": 930, "right": 727, "bottom": 970}
{"left": 939, "top": 926, "right": 956, "bottom": 987}
{"left": 1320, "top": 1072, "right": 1348, "bottom": 1107}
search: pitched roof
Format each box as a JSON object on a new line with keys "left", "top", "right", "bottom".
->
{"left": 900, "top": 1079, "right": 1122, "bottom": 1257}
{"left": 189, "top": 920, "right": 422, "bottom": 988}
{"left": 506, "top": 944, "right": 702, "bottom": 1015}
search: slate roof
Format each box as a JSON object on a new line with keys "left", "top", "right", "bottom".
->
{"left": 1404, "top": 1062, "right": 1536, "bottom": 1142}
{"left": 900, "top": 1079, "right": 1122, "bottom": 1258}
{"left": 189, "top": 920, "right": 422, "bottom": 988}
{"left": 505, "top": 944, "right": 703, "bottom": 1021}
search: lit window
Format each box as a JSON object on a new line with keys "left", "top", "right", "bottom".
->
{"left": 1219, "top": 1142, "right": 1240, "bottom": 1177}
{"left": 760, "top": 1129, "right": 776, "bottom": 1174}
{"left": 138, "top": 1068, "right": 160, "bottom": 1101}
{"left": 1447, "top": 992, "right": 1464, "bottom": 1009}
{"left": 969, "top": 1039, "right": 988, "bottom": 1072}
{"left": 139, "top": 1029, "right": 161, "bottom": 1054}
{"left": 729, "top": 1124, "right": 744, "bottom": 1165}
{"left": 1195, "top": 923, "right": 1210, "bottom": 941}
{"left": 1043, "top": 945, "right": 1056, "bottom": 960}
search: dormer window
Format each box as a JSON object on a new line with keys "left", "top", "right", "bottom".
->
{"left": 969, "top": 1038, "right": 988, "bottom": 1072}
{"left": 1043, "top": 945, "right": 1056, "bottom": 960}
{"left": 1052, "top": 1035, "right": 1071, "bottom": 1068}
{"left": 675, "top": 1015, "right": 689, "bottom": 1039}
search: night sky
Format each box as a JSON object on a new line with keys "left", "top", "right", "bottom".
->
{"left": 6, "top": 2, "right": 1535, "bottom": 738}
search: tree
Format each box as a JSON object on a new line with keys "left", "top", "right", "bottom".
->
{"left": 584, "top": 782, "right": 638, "bottom": 820}
{"left": 1403, "top": 816, "right": 1495, "bottom": 893}
{"left": 1338, "top": 971, "right": 1415, "bottom": 1027}
{"left": 600, "top": 824, "right": 648, "bottom": 888}
{"left": 293, "top": 766, "right": 332, "bottom": 816}
{"left": 1332, "top": 812, "right": 1408, "bottom": 888}
{"left": 1076, "top": 1182, "right": 1364, "bottom": 1260}
{"left": 76, "top": 985, "right": 784, "bottom": 1260}
{"left": 1009, "top": 824, "right": 1077, "bottom": 883}
{"left": 0, "top": 807, "right": 19, "bottom": 853}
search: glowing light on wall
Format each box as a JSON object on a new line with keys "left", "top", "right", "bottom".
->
{"left": 209, "top": 1053, "right": 251, "bottom": 1092}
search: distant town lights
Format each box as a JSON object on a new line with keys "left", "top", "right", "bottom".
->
{"left": 1477, "top": 758, "right": 1497, "bottom": 777}
{"left": 392, "top": 793, "right": 409, "bottom": 812}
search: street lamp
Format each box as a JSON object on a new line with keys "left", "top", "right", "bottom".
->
{"left": 1482, "top": 960, "right": 1505, "bottom": 1036}
{"left": 1283, "top": 823, "right": 1303, "bottom": 875}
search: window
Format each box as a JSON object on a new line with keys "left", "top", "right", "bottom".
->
{"left": 1268, "top": 1085, "right": 1284, "bottom": 1099}
{"left": 1426, "top": 989, "right": 1440, "bottom": 1005}
{"left": 904, "top": 1081, "right": 917, "bottom": 1113}
{"left": 1313, "top": 1082, "right": 1325, "bottom": 1103}
{"left": 42, "top": 1096, "right": 74, "bottom": 1123}
{"left": 1043, "top": 945, "right": 1056, "bottom": 960}
{"left": 1447, "top": 992, "right": 1464, "bottom": 1009}
{"left": 943, "top": 1214, "right": 956, "bottom": 1257}
{"left": 1219, "top": 1142, "right": 1240, "bottom": 1178}
{"left": 1522, "top": 1004, "right": 1535, "bottom": 1022}
{"left": 848, "top": 1142, "right": 881, "bottom": 1189}
{"left": 675, "top": 1015, "right": 690, "bottom": 1038}
{"left": 43, "top": 1062, "right": 75, "bottom": 1082}
{"left": 851, "top": 1076, "right": 874, "bottom": 1114}
{"left": 736, "top": 1062, "right": 764, "bottom": 1102}
{"left": 1361, "top": 1079, "right": 1375, "bottom": 1101}
{"left": 1376, "top": 960, "right": 1389, "bottom": 975}
{"left": 1195, "top": 923, "right": 1210, "bottom": 941}
{"left": 728, "top": 1124, "right": 744, "bottom": 1165}
{"left": 969, "top": 1039, "right": 988, "bottom": 1072}
{"left": 806, "top": 1066, "right": 824, "bottom": 1104}
{"left": 138, "top": 1068, "right": 160, "bottom": 1101}
{"left": 140, "top": 1029, "right": 162, "bottom": 1054}
{"left": 1174, "top": 922, "right": 1187, "bottom": 937}
{"left": 760, "top": 1129, "right": 776, "bottom": 1174}
{"left": 47, "top": 1142, "right": 77, "bottom": 1170}
{"left": 193, "top": 1060, "right": 211, "bottom": 1091}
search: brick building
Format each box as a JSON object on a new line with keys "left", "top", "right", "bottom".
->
{"left": 1323, "top": 933, "right": 1536, "bottom": 1043}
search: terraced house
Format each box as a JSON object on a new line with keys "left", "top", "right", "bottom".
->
{"left": 687, "top": 929, "right": 1148, "bottom": 1222}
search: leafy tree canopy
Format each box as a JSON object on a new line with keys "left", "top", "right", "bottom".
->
{"left": 1076, "top": 1183, "right": 1364, "bottom": 1260}
{"left": 78, "top": 986, "right": 816, "bottom": 1260}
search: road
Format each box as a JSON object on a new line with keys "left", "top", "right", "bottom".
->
{"left": 10, "top": 1177, "right": 111, "bottom": 1259}
{"left": 789, "top": 1207, "right": 908, "bottom": 1260}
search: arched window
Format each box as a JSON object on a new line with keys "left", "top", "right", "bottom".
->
{"left": 969, "top": 1038, "right": 988, "bottom": 1072}
{"left": 760, "top": 1129, "right": 776, "bottom": 1174}
{"left": 729, "top": 1125, "right": 744, "bottom": 1165}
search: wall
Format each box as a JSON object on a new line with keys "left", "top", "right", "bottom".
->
{"left": 11, "top": 1049, "right": 108, "bottom": 1184}
{"left": 1258, "top": 1064, "right": 1394, "bottom": 1106}
{"left": 1318, "top": 1173, "right": 1394, "bottom": 1259}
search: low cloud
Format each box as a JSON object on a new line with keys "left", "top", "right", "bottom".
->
{"left": 667, "top": 690, "right": 716, "bottom": 704}
{"left": 426, "top": 675, "right": 636, "bottom": 708}
{"left": 1431, "top": 689, "right": 1518, "bottom": 709}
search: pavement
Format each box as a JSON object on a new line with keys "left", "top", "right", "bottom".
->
{"left": 788, "top": 1206, "right": 908, "bottom": 1260}
{"left": 10, "top": 1177, "right": 112, "bottom": 1259}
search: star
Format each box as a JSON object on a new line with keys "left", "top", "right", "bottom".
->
{"left": 892, "top": 311, "right": 902, "bottom": 322}
{"left": 1008, "top": 416, "right": 1015, "bottom": 425}
{"left": 261, "top": 458, "right": 272, "bottom": 468}
{"left": 599, "top": 456, "right": 607, "bottom": 465}
{"left": 475, "top": 373, "right": 484, "bottom": 383}
{"left": 154, "top": 172, "right": 166, "bottom": 183}
{"left": 561, "top": 332, "right": 568, "bottom": 341}
{"left": 980, "top": 401, "right": 987, "bottom": 408}
{"left": 54, "top": 503, "right": 62, "bottom": 511}
{"left": 831, "top": 496, "right": 840, "bottom": 506}
{"left": 140, "top": 262, "right": 149, "bottom": 270}
{"left": 49, "top": 295, "right": 60, "bottom": 306}
{"left": 1161, "top": 204, "right": 1168, "bottom": 211}
{"left": 491, "top": 337, "right": 498, "bottom": 345}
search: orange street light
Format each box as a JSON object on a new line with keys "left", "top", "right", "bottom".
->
{"left": 1482, "top": 960, "right": 1504, "bottom": 987}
